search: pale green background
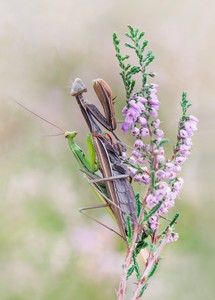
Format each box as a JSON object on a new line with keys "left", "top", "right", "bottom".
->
{"left": 0, "top": 1, "right": 213, "bottom": 299}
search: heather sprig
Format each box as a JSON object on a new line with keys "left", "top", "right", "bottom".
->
{"left": 114, "top": 25, "right": 198, "bottom": 300}
{"left": 113, "top": 25, "right": 154, "bottom": 99}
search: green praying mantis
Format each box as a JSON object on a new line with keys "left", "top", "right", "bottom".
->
{"left": 69, "top": 78, "right": 139, "bottom": 242}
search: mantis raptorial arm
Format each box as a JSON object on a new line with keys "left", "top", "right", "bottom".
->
{"left": 65, "top": 131, "right": 99, "bottom": 173}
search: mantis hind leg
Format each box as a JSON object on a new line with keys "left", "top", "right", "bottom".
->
{"left": 79, "top": 204, "right": 124, "bottom": 239}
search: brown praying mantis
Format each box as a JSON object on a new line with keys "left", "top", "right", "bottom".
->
{"left": 70, "top": 78, "right": 141, "bottom": 242}
{"left": 11, "top": 78, "right": 143, "bottom": 243}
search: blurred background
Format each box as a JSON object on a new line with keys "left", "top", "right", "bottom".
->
{"left": 0, "top": 0, "right": 214, "bottom": 299}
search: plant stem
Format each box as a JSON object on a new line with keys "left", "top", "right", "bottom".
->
{"left": 117, "top": 227, "right": 140, "bottom": 300}
{"left": 131, "top": 229, "right": 171, "bottom": 300}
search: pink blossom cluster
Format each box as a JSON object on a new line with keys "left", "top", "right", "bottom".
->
{"left": 121, "top": 83, "right": 198, "bottom": 239}
{"left": 121, "top": 84, "right": 160, "bottom": 135}
{"left": 175, "top": 115, "right": 198, "bottom": 160}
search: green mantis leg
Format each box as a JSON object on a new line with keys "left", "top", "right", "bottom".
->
{"left": 65, "top": 131, "right": 99, "bottom": 174}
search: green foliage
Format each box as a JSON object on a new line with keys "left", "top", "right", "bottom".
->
{"left": 136, "top": 193, "right": 142, "bottom": 218}
{"left": 127, "top": 264, "right": 135, "bottom": 279}
{"left": 140, "top": 200, "right": 163, "bottom": 224}
{"left": 178, "top": 92, "right": 192, "bottom": 130}
{"left": 148, "top": 259, "right": 160, "bottom": 279}
{"left": 151, "top": 170, "right": 155, "bottom": 189}
{"left": 113, "top": 25, "right": 155, "bottom": 99}
{"left": 181, "top": 92, "right": 192, "bottom": 116}
{"left": 139, "top": 283, "right": 148, "bottom": 298}
{"left": 126, "top": 215, "right": 132, "bottom": 245}
{"left": 132, "top": 252, "right": 141, "bottom": 281}
{"left": 157, "top": 138, "right": 170, "bottom": 148}
{"left": 169, "top": 212, "right": 180, "bottom": 228}
{"left": 135, "top": 239, "right": 148, "bottom": 256}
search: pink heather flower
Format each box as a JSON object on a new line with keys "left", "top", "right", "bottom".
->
{"left": 132, "top": 127, "right": 140, "bottom": 136}
{"left": 141, "top": 127, "right": 150, "bottom": 136}
{"left": 134, "top": 173, "right": 150, "bottom": 184}
{"left": 164, "top": 198, "right": 175, "bottom": 209}
{"left": 127, "top": 107, "right": 139, "bottom": 120}
{"left": 133, "top": 174, "right": 144, "bottom": 183}
{"left": 128, "top": 166, "right": 138, "bottom": 177}
{"left": 121, "top": 114, "right": 134, "bottom": 133}
{"left": 146, "top": 194, "right": 159, "bottom": 208}
{"left": 132, "top": 150, "right": 142, "bottom": 158}
{"left": 154, "top": 119, "right": 161, "bottom": 129}
{"left": 174, "top": 164, "right": 182, "bottom": 173}
{"left": 180, "top": 144, "right": 191, "bottom": 154}
{"left": 182, "top": 144, "right": 191, "bottom": 151}
{"left": 150, "top": 223, "right": 159, "bottom": 231}
{"left": 184, "top": 138, "right": 192, "bottom": 147}
{"left": 134, "top": 139, "right": 144, "bottom": 149}
{"left": 150, "top": 107, "right": 158, "bottom": 118}
{"left": 129, "top": 100, "right": 139, "bottom": 110}
{"left": 180, "top": 129, "right": 189, "bottom": 138}
{"left": 122, "top": 106, "right": 128, "bottom": 116}
{"left": 166, "top": 162, "right": 175, "bottom": 171}
{"left": 130, "top": 93, "right": 137, "bottom": 100}
{"left": 137, "top": 96, "right": 147, "bottom": 104}
{"left": 137, "top": 157, "right": 146, "bottom": 163}
{"left": 180, "top": 150, "right": 190, "bottom": 158}
{"left": 142, "top": 173, "right": 151, "bottom": 184}
{"left": 149, "top": 99, "right": 160, "bottom": 109}
{"left": 159, "top": 196, "right": 175, "bottom": 214}
{"left": 157, "top": 154, "right": 165, "bottom": 162}
{"left": 167, "top": 232, "right": 179, "bottom": 243}
{"left": 156, "top": 169, "right": 166, "bottom": 179}
{"left": 155, "top": 129, "right": 164, "bottom": 137}
{"left": 173, "top": 190, "right": 180, "bottom": 199}
{"left": 173, "top": 178, "right": 184, "bottom": 191}
{"left": 169, "top": 191, "right": 178, "bottom": 201}
{"left": 121, "top": 152, "right": 127, "bottom": 159}
{"left": 150, "top": 91, "right": 158, "bottom": 99}
{"left": 176, "top": 156, "right": 186, "bottom": 165}
{"left": 154, "top": 189, "right": 166, "bottom": 201}
{"left": 129, "top": 100, "right": 145, "bottom": 113}
{"left": 165, "top": 171, "right": 177, "bottom": 180}
{"left": 129, "top": 156, "right": 136, "bottom": 164}
{"left": 138, "top": 117, "right": 147, "bottom": 127}
{"left": 121, "top": 121, "right": 130, "bottom": 134}
{"left": 157, "top": 181, "right": 171, "bottom": 193}
{"left": 150, "top": 88, "right": 158, "bottom": 97}
{"left": 149, "top": 215, "right": 159, "bottom": 231}
{"left": 136, "top": 101, "right": 146, "bottom": 112}
{"left": 159, "top": 203, "right": 169, "bottom": 214}
{"left": 184, "top": 120, "right": 198, "bottom": 136}
{"left": 189, "top": 115, "right": 199, "bottom": 123}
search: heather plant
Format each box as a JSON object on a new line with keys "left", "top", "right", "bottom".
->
{"left": 112, "top": 25, "right": 198, "bottom": 299}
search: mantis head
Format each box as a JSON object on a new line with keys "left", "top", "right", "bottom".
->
{"left": 64, "top": 131, "right": 78, "bottom": 139}
{"left": 71, "top": 78, "right": 87, "bottom": 96}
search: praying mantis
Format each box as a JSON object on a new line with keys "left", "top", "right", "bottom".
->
{"left": 69, "top": 78, "right": 139, "bottom": 242}
{"left": 11, "top": 78, "right": 141, "bottom": 243}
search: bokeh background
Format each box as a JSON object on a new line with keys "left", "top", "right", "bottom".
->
{"left": 0, "top": 1, "right": 214, "bottom": 299}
